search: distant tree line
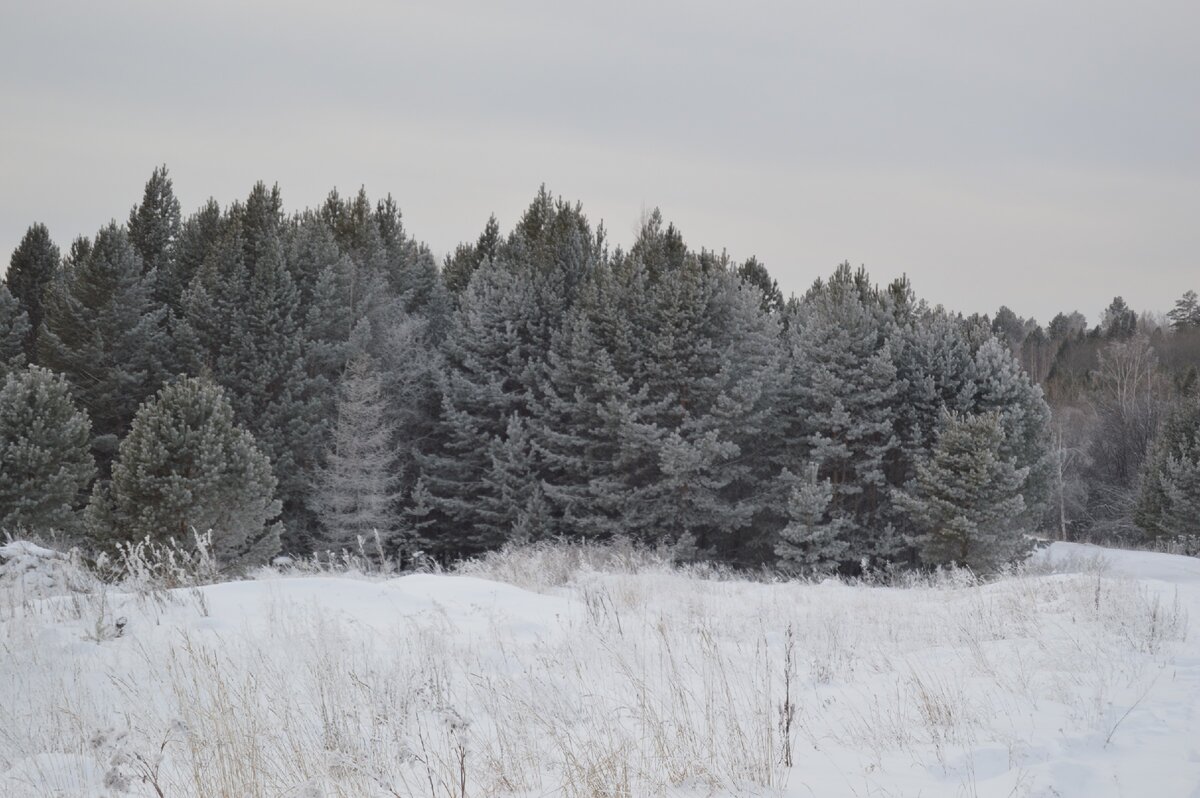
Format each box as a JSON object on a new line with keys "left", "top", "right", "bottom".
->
{"left": 982, "top": 293, "right": 1200, "bottom": 549}
{"left": 4, "top": 167, "right": 1185, "bottom": 573}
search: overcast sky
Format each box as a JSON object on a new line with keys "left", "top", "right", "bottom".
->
{"left": 2, "top": 0, "right": 1197, "bottom": 324}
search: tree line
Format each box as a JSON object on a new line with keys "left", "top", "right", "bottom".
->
{"left": 987, "top": 294, "right": 1200, "bottom": 549}
{"left": 0, "top": 167, "right": 1192, "bottom": 573}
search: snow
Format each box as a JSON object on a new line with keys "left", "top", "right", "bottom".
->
{"left": 1037, "top": 540, "right": 1200, "bottom": 584}
{"left": 0, "top": 540, "right": 61, "bottom": 560}
{"left": 1, "top": 542, "right": 1197, "bottom": 797}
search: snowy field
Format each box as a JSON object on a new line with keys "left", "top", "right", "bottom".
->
{"left": 1, "top": 541, "right": 1197, "bottom": 798}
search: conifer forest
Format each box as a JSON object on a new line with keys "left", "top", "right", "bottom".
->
{"left": 4, "top": 167, "right": 1199, "bottom": 574}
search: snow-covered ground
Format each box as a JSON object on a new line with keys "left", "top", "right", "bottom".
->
{"left": 0, "top": 541, "right": 1197, "bottom": 797}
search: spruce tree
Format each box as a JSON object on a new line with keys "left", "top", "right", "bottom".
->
{"left": 894, "top": 411, "right": 1031, "bottom": 571}
{"left": 313, "top": 355, "right": 400, "bottom": 551}
{"left": 96, "top": 377, "right": 281, "bottom": 568}
{"left": 525, "top": 224, "right": 783, "bottom": 561}
{"left": 219, "top": 234, "right": 324, "bottom": 552}
{"left": 418, "top": 190, "right": 600, "bottom": 557}
{"left": 0, "top": 285, "right": 30, "bottom": 378}
{"left": 38, "top": 223, "right": 169, "bottom": 467}
{"left": 176, "top": 205, "right": 325, "bottom": 551}
{"left": 419, "top": 260, "right": 541, "bottom": 556}
{"left": 6, "top": 223, "right": 60, "bottom": 360}
{"left": 0, "top": 367, "right": 95, "bottom": 538}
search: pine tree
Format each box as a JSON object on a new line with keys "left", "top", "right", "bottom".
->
{"left": 313, "top": 355, "right": 400, "bottom": 551}
{"left": 775, "top": 464, "right": 849, "bottom": 571}
{"left": 219, "top": 234, "right": 324, "bottom": 552}
{"left": 780, "top": 263, "right": 902, "bottom": 565}
{"left": 631, "top": 259, "right": 784, "bottom": 559}
{"left": 375, "top": 311, "right": 446, "bottom": 527}
{"left": 0, "top": 284, "right": 30, "bottom": 378}
{"left": 128, "top": 165, "right": 182, "bottom": 279}
{"left": 418, "top": 260, "right": 541, "bottom": 556}
{"left": 166, "top": 199, "right": 225, "bottom": 315}
{"left": 286, "top": 211, "right": 343, "bottom": 314}
{"left": 95, "top": 377, "right": 281, "bottom": 568}
{"left": 477, "top": 413, "right": 549, "bottom": 544}
{"left": 38, "top": 223, "right": 169, "bottom": 468}
{"left": 991, "top": 306, "right": 1027, "bottom": 353}
{"left": 241, "top": 181, "right": 285, "bottom": 271}
{"left": 1101, "top": 296, "right": 1138, "bottom": 340}
{"left": 371, "top": 195, "right": 445, "bottom": 317}
{"left": 176, "top": 201, "right": 327, "bottom": 552}
{"left": 6, "top": 223, "right": 60, "bottom": 360}
{"left": 970, "top": 337, "right": 1053, "bottom": 524}
{"left": 1047, "top": 311, "right": 1087, "bottom": 341}
{"left": 737, "top": 256, "right": 786, "bottom": 315}
{"left": 0, "top": 367, "right": 96, "bottom": 538}
{"left": 894, "top": 410, "right": 1031, "bottom": 571}
{"left": 529, "top": 301, "right": 638, "bottom": 540}
{"left": 1135, "top": 390, "right": 1200, "bottom": 541}
{"left": 893, "top": 309, "right": 978, "bottom": 468}
{"left": 418, "top": 191, "right": 600, "bottom": 557}
{"left": 1167, "top": 290, "right": 1200, "bottom": 331}
{"left": 443, "top": 214, "right": 500, "bottom": 296}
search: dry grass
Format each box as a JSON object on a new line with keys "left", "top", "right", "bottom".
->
{"left": 0, "top": 538, "right": 1188, "bottom": 797}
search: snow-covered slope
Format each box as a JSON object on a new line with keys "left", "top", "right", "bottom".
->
{"left": 1, "top": 542, "right": 1196, "bottom": 797}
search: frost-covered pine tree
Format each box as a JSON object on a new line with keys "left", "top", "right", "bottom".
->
{"left": 775, "top": 464, "right": 849, "bottom": 571}
{"left": 893, "top": 309, "right": 978, "bottom": 464}
{"left": 127, "top": 165, "right": 182, "bottom": 281}
{"left": 894, "top": 410, "right": 1031, "bottom": 571}
{"left": 37, "top": 223, "right": 169, "bottom": 468}
{"left": 177, "top": 206, "right": 325, "bottom": 551}
{"left": 223, "top": 236, "right": 324, "bottom": 551}
{"left": 378, "top": 308, "right": 444, "bottom": 441}
{"left": 478, "top": 413, "right": 549, "bottom": 543}
{"left": 737, "top": 256, "right": 786, "bottom": 315}
{"left": 969, "top": 337, "right": 1053, "bottom": 525}
{"left": 781, "top": 264, "right": 902, "bottom": 565}
{"left": 0, "top": 367, "right": 96, "bottom": 538}
{"left": 443, "top": 214, "right": 500, "bottom": 296}
{"left": 529, "top": 301, "right": 638, "bottom": 540}
{"left": 419, "top": 191, "right": 600, "bottom": 557}
{"left": 94, "top": 377, "right": 281, "bottom": 568}
{"left": 0, "top": 284, "right": 31, "bottom": 378}
{"left": 418, "top": 259, "right": 542, "bottom": 556}
{"left": 165, "top": 198, "right": 225, "bottom": 316}
{"left": 634, "top": 256, "right": 784, "bottom": 558}
{"left": 1134, "top": 390, "right": 1200, "bottom": 541}
{"left": 6, "top": 223, "right": 60, "bottom": 361}
{"left": 313, "top": 355, "right": 400, "bottom": 551}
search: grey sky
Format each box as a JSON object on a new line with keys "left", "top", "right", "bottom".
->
{"left": 2, "top": 0, "right": 1197, "bottom": 324}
